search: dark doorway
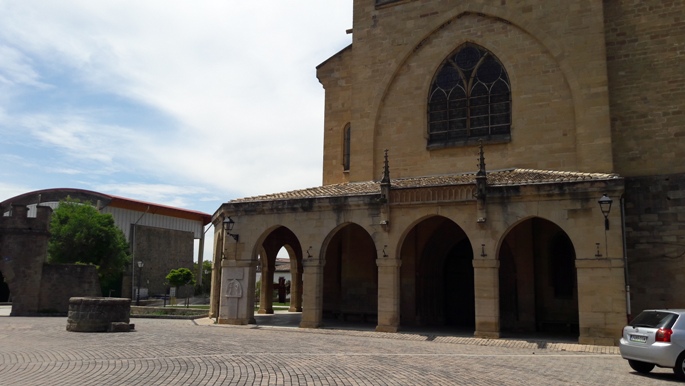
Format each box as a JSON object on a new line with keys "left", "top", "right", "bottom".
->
{"left": 443, "top": 239, "right": 475, "bottom": 327}
{"left": 323, "top": 223, "right": 378, "bottom": 324}
{"left": 0, "top": 271, "right": 10, "bottom": 302}
{"left": 499, "top": 218, "right": 578, "bottom": 336}
{"left": 401, "top": 216, "right": 474, "bottom": 330}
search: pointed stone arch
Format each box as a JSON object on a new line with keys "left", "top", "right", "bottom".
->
{"left": 321, "top": 222, "right": 378, "bottom": 324}
{"left": 399, "top": 215, "right": 474, "bottom": 330}
{"left": 253, "top": 226, "right": 303, "bottom": 316}
{"left": 498, "top": 216, "right": 578, "bottom": 336}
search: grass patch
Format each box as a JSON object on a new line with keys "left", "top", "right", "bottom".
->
{"left": 254, "top": 302, "right": 291, "bottom": 311}
{"left": 164, "top": 305, "right": 210, "bottom": 310}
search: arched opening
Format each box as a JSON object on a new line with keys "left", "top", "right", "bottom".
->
{"left": 322, "top": 223, "right": 377, "bottom": 325}
{"left": 499, "top": 217, "right": 578, "bottom": 337}
{"left": 256, "top": 227, "right": 303, "bottom": 316}
{"left": 400, "top": 216, "right": 474, "bottom": 330}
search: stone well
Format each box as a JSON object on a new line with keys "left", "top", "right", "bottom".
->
{"left": 66, "top": 297, "right": 133, "bottom": 332}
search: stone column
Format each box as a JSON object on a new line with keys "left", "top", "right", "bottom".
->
{"left": 376, "top": 258, "right": 401, "bottom": 333}
{"left": 473, "top": 258, "right": 500, "bottom": 339}
{"left": 576, "top": 257, "right": 626, "bottom": 346}
{"left": 208, "top": 227, "right": 222, "bottom": 319}
{"left": 289, "top": 259, "right": 303, "bottom": 312}
{"left": 299, "top": 258, "right": 324, "bottom": 329}
{"left": 258, "top": 265, "right": 274, "bottom": 314}
{"left": 218, "top": 259, "right": 257, "bottom": 325}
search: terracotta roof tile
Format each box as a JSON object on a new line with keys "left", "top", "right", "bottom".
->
{"left": 487, "top": 168, "right": 619, "bottom": 185}
{"left": 230, "top": 169, "right": 619, "bottom": 203}
{"left": 231, "top": 181, "right": 379, "bottom": 203}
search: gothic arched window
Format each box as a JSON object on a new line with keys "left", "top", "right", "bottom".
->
{"left": 428, "top": 43, "right": 511, "bottom": 147}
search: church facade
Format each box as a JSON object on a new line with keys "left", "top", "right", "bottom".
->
{"left": 210, "top": 0, "right": 685, "bottom": 346}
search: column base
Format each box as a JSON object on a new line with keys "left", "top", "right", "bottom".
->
{"left": 375, "top": 325, "right": 399, "bottom": 333}
{"left": 299, "top": 321, "right": 322, "bottom": 329}
{"left": 288, "top": 306, "right": 303, "bottom": 312}
{"left": 217, "top": 318, "right": 250, "bottom": 325}
{"left": 474, "top": 330, "right": 500, "bottom": 339}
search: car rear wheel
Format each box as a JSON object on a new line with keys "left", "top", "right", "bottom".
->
{"left": 674, "top": 352, "right": 685, "bottom": 380}
{"left": 628, "top": 360, "right": 655, "bottom": 374}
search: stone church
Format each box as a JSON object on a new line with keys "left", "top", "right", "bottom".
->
{"left": 210, "top": 0, "right": 685, "bottom": 346}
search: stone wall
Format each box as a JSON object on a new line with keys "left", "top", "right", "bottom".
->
{"left": 132, "top": 225, "right": 194, "bottom": 297}
{"left": 319, "top": 0, "right": 613, "bottom": 184}
{"left": 39, "top": 264, "right": 101, "bottom": 314}
{"left": 624, "top": 173, "right": 685, "bottom": 315}
{"left": 318, "top": 46, "right": 352, "bottom": 185}
{"left": 604, "top": 0, "right": 685, "bottom": 315}
{"left": 0, "top": 204, "right": 51, "bottom": 316}
{"left": 604, "top": 0, "right": 685, "bottom": 178}
{"left": 0, "top": 203, "right": 103, "bottom": 315}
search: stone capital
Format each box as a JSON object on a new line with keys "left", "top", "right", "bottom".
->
{"left": 376, "top": 258, "right": 401, "bottom": 268}
{"left": 302, "top": 258, "right": 324, "bottom": 268}
{"left": 222, "top": 259, "right": 257, "bottom": 268}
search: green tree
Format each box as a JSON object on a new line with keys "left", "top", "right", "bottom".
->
{"left": 193, "top": 260, "right": 212, "bottom": 295}
{"left": 48, "top": 198, "right": 130, "bottom": 295}
{"left": 166, "top": 268, "right": 196, "bottom": 306}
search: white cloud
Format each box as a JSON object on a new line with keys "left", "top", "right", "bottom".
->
{"left": 0, "top": 182, "right": 33, "bottom": 204}
{"left": 96, "top": 182, "right": 211, "bottom": 208}
{"left": 0, "top": 0, "right": 352, "bottom": 210}
{"left": 0, "top": 44, "right": 48, "bottom": 88}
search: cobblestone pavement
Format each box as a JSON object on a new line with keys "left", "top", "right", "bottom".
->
{"left": 0, "top": 315, "right": 680, "bottom": 385}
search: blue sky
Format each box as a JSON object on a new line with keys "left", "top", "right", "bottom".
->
{"left": 0, "top": 1, "right": 353, "bottom": 220}
{"left": 0, "top": 1, "right": 353, "bottom": 261}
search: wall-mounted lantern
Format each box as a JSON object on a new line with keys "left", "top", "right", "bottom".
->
{"left": 598, "top": 193, "right": 613, "bottom": 230}
{"left": 223, "top": 216, "right": 239, "bottom": 242}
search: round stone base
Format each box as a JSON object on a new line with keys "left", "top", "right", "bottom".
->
{"left": 66, "top": 297, "right": 132, "bottom": 332}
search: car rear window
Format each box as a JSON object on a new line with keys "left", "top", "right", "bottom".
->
{"left": 630, "top": 311, "right": 678, "bottom": 329}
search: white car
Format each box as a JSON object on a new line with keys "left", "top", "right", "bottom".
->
{"left": 619, "top": 309, "right": 685, "bottom": 380}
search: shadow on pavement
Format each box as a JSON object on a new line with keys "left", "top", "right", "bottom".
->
{"left": 251, "top": 310, "right": 579, "bottom": 345}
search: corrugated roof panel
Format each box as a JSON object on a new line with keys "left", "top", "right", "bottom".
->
{"left": 102, "top": 206, "right": 204, "bottom": 239}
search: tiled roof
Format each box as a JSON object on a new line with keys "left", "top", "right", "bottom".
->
{"left": 488, "top": 168, "right": 619, "bottom": 186}
{"left": 231, "top": 181, "right": 380, "bottom": 203}
{"left": 230, "top": 169, "right": 619, "bottom": 203}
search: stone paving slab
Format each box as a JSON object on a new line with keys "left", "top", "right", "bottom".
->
{"left": 0, "top": 316, "right": 678, "bottom": 385}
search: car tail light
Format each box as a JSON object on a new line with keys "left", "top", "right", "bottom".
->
{"left": 656, "top": 328, "right": 673, "bottom": 342}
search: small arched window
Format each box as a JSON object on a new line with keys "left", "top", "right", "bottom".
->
{"left": 343, "top": 124, "right": 351, "bottom": 171}
{"left": 428, "top": 43, "right": 511, "bottom": 147}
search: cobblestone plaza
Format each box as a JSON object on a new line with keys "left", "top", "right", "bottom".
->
{"left": 0, "top": 313, "right": 679, "bottom": 385}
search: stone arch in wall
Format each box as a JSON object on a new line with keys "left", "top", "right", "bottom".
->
{"left": 255, "top": 226, "right": 303, "bottom": 315}
{"left": 399, "top": 215, "right": 474, "bottom": 330}
{"left": 370, "top": 10, "right": 582, "bottom": 179}
{"left": 322, "top": 222, "right": 378, "bottom": 324}
{"left": 498, "top": 217, "right": 578, "bottom": 336}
